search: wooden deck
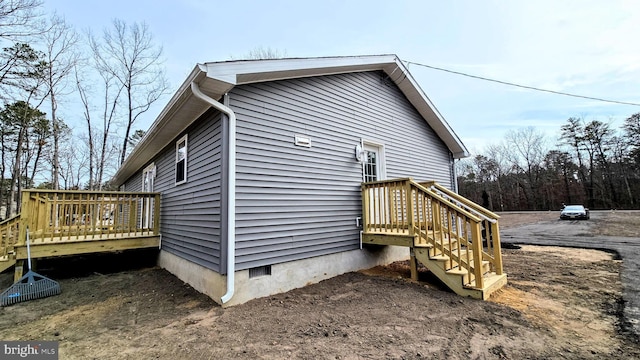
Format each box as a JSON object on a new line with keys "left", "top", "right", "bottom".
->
{"left": 0, "top": 189, "right": 161, "bottom": 280}
{"left": 361, "top": 178, "right": 506, "bottom": 300}
{"left": 15, "top": 232, "right": 160, "bottom": 259}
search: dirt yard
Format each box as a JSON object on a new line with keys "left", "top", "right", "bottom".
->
{"left": 0, "top": 212, "right": 639, "bottom": 359}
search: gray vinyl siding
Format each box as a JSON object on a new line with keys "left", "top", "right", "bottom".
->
{"left": 124, "top": 171, "right": 142, "bottom": 192}
{"left": 230, "top": 70, "right": 452, "bottom": 270}
{"left": 123, "top": 110, "right": 224, "bottom": 272}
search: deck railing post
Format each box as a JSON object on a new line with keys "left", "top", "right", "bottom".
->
{"left": 130, "top": 197, "right": 138, "bottom": 231}
{"left": 431, "top": 200, "right": 442, "bottom": 254}
{"left": 491, "top": 221, "right": 503, "bottom": 275}
{"left": 19, "top": 191, "right": 30, "bottom": 246}
{"left": 471, "top": 221, "right": 484, "bottom": 289}
{"left": 406, "top": 181, "right": 415, "bottom": 237}
{"left": 390, "top": 182, "right": 397, "bottom": 228}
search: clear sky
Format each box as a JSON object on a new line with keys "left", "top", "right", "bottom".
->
{"left": 43, "top": 0, "right": 640, "bottom": 154}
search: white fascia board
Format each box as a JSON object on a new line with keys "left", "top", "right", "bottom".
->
{"left": 202, "top": 54, "right": 398, "bottom": 85}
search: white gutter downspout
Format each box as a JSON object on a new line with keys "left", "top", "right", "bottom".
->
{"left": 190, "top": 82, "right": 236, "bottom": 304}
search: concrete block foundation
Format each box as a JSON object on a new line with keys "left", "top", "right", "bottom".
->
{"left": 158, "top": 244, "right": 409, "bottom": 307}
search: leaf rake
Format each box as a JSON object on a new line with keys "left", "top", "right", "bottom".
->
{"left": 0, "top": 227, "right": 60, "bottom": 306}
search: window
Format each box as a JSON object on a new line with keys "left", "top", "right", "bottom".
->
{"left": 362, "top": 142, "right": 386, "bottom": 182}
{"left": 175, "top": 135, "right": 187, "bottom": 185}
{"left": 363, "top": 150, "right": 378, "bottom": 182}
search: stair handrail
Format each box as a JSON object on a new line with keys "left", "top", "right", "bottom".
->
{"left": 0, "top": 213, "right": 20, "bottom": 227}
{"left": 409, "top": 181, "right": 483, "bottom": 223}
{"left": 431, "top": 188, "right": 497, "bottom": 224}
{"left": 419, "top": 181, "right": 500, "bottom": 223}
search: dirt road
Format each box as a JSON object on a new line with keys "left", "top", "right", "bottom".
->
{"left": 501, "top": 210, "right": 640, "bottom": 336}
{"left": 0, "top": 212, "right": 638, "bottom": 359}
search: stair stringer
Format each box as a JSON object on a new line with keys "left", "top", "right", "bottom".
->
{"left": 414, "top": 247, "right": 507, "bottom": 300}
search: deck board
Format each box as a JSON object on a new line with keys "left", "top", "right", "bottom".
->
{"left": 362, "top": 229, "right": 414, "bottom": 247}
{"left": 15, "top": 233, "right": 160, "bottom": 259}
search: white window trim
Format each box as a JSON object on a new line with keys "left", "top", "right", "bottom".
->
{"left": 141, "top": 163, "right": 156, "bottom": 229}
{"left": 175, "top": 134, "right": 188, "bottom": 186}
{"left": 141, "top": 163, "right": 156, "bottom": 191}
{"left": 361, "top": 139, "right": 387, "bottom": 182}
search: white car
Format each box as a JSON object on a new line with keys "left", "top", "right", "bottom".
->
{"left": 560, "top": 205, "right": 590, "bottom": 220}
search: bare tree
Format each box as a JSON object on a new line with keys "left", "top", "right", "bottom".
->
{"left": 40, "top": 13, "right": 79, "bottom": 189}
{"left": 73, "top": 63, "right": 94, "bottom": 188}
{"left": 238, "top": 46, "right": 287, "bottom": 60}
{"left": 484, "top": 143, "right": 510, "bottom": 211}
{"left": 74, "top": 60, "right": 122, "bottom": 190}
{"left": 89, "top": 19, "right": 168, "bottom": 165}
{"left": 58, "top": 130, "right": 87, "bottom": 190}
{"left": 459, "top": 114, "right": 640, "bottom": 211}
{"left": 504, "top": 127, "right": 548, "bottom": 209}
{"left": 0, "top": 0, "right": 43, "bottom": 41}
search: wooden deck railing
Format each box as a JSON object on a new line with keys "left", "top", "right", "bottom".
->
{"left": 21, "top": 189, "right": 161, "bottom": 243}
{"left": 362, "top": 178, "right": 504, "bottom": 289}
{"left": 0, "top": 214, "right": 20, "bottom": 259}
{"left": 0, "top": 190, "right": 160, "bottom": 253}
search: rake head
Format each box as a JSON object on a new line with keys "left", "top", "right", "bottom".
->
{"left": 0, "top": 270, "right": 61, "bottom": 307}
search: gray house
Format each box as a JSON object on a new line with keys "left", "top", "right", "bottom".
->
{"left": 112, "top": 55, "right": 477, "bottom": 306}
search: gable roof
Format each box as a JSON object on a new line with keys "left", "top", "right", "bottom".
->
{"left": 112, "top": 54, "right": 469, "bottom": 185}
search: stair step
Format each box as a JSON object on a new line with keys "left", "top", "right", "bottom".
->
{"left": 446, "top": 267, "right": 468, "bottom": 276}
{"left": 464, "top": 272, "right": 508, "bottom": 299}
{"left": 413, "top": 242, "right": 433, "bottom": 249}
{"left": 430, "top": 254, "right": 449, "bottom": 262}
{"left": 423, "top": 244, "right": 492, "bottom": 275}
{"left": 446, "top": 267, "right": 470, "bottom": 285}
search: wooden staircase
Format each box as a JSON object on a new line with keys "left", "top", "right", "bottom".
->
{"left": 361, "top": 178, "right": 507, "bottom": 300}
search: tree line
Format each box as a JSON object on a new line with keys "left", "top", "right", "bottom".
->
{"left": 0, "top": 0, "right": 167, "bottom": 217}
{"left": 457, "top": 114, "right": 640, "bottom": 211}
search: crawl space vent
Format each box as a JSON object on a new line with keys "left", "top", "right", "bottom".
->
{"left": 249, "top": 265, "right": 272, "bottom": 278}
